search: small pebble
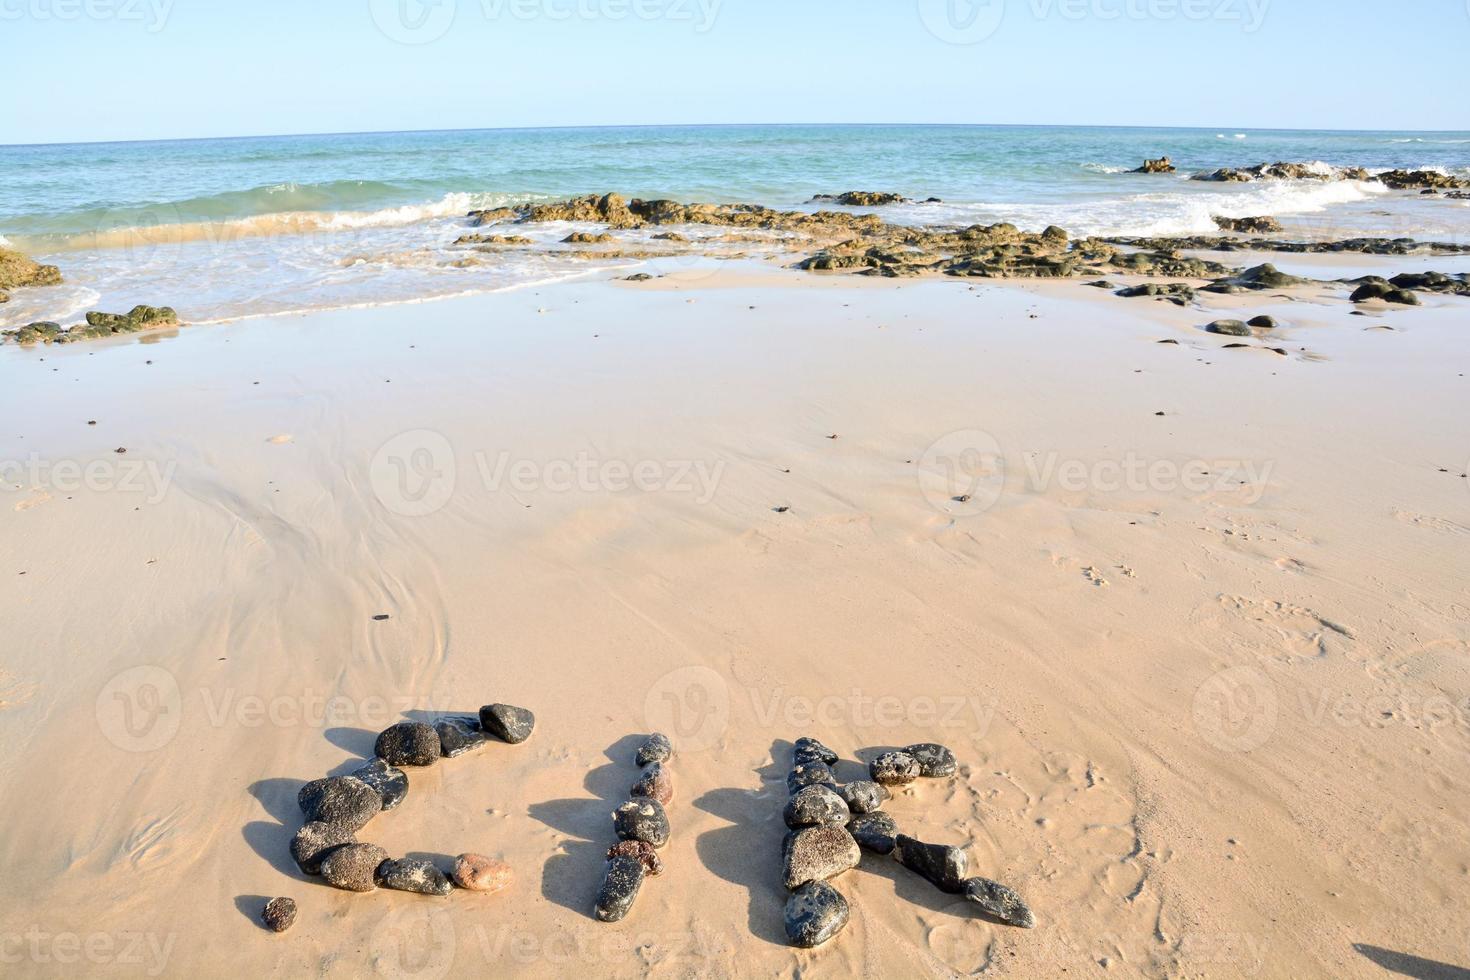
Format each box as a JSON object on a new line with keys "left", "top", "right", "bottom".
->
{"left": 635, "top": 732, "right": 673, "bottom": 767}
{"left": 964, "top": 876, "right": 1036, "bottom": 928}
{"left": 906, "top": 743, "right": 958, "bottom": 778}
{"left": 479, "top": 703, "right": 535, "bottom": 744}
{"left": 784, "top": 881, "right": 850, "bottom": 948}
{"left": 451, "top": 854, "right": 514, "bottom": 894}
{"left": 261, "top": 897, "right": 297, "bottom": 933}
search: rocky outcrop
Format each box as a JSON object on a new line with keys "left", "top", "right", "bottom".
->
{"left": 1213, "top": 215, "right": 1283, "bottom": 234}
{"left": 1376, "top": 169, "right": 1470, "bottom": 191}
{"left": 0, "top": 247, "right": 62, "bottom": 291}
{"left": 809, "top": 191, "right": 908, "bottom": 206}
{"left": 3, "top": 305, "right": 179, "bottom": 346}
{"left": 1132, "top": 157, "right": 1176, "bottom": 174}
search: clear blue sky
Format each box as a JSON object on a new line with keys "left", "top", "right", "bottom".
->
{"left": 3, "top": 0, "right": 1467, "bottom": 144}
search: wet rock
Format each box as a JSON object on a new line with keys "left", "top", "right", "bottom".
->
{"left": 894, "top": 835, "right": 968, "bottom": 893}
{"left": 1205, "top": 320, "right": 1253, "bottom": 337}
{"left": 376, "top": 858, "right": 453, "bottom": 897}
{"left": 810, "top": 191, "right": 908, "bottom": 206}
{"left": 479, "top": 704, "right": 535, "bottom": 744}
{"left": 848, "top": 811, "right": 899, "bottom": 854}
{"left": 623, "top": 273, "right": 653, "bottom": 282}
{"left": 1132, "top": 157, "right": 1176, "bottom": 174}
{"left": 1247, "top": 315, "right": 1279, "bottom": 329}
{"left": 783, "top": 826, "right": 861, "bottom": 889}
{"left": 1193, "top": 167, "right": 1256, "bottom": 183}
{"left": 434, "top": 716, "right": 488, "bottom": 758}
{"left": 630, "top": 762, "right": 674, "bottom": 805}
{"left": 297, "top": 776, "right": 381, "bottom": 831}
{"left": 608, "top": 840, "right": 664, "bottom": 877}
{"left": 1106, "top": 251, "right": 1231, "bottom": 279}
{"left": 839, "top": 781, "right": 889, "bottom": 814}
{"left": 0, "top": 246, "right": 63, "bottom": 290}
{"left": 375, "top": 722, "right": 442, "bottom": 766}
{"left": 349, "top": 758, "right": 409, "bottom": 811}
{"left": 1214, "top": 215, "right": 1283, "bottom": 234}
{"left": 636, "top": 732, "right": 673, "bottom": 767}
{"left": 964, "top": 876, "right": 1036, "bottom": 928}
{"left": 1390, "top": 271, "right": 1470, "bottom": 295}
{"left": 1377, "top": 169, "right": 1470, "bottom": 191}
{"left": 613, "top": 798, "right": 670, "bottom": 848}
{"left": 1202, "top": 263, "right": 1308, "bottom": 293}
{"left": 792, "top": 737, "right": 839, "bottom": 767}
{"left": 1350, "top": 281, "right": 1421, "bottom": 305}
{"left": 787, "top": 762, "right": 837, "bottom": 795}
{"left": 784, "top": 881, "right": 850, "bottom": 948}
{"left": 261, "top": 897, "right": 297, "bottom": 933}
{"left": 451, "top": 853, "right": 514, "bottom": 893}
{"left": 563, "top": 231, "right": 615, "bottom": 244}
{"left": 454, "top": 233, "right": 534, "bottom": 245}
{"left": 1115, "top": 282, "right": 1195, "bottom": 306}
{"left": 784, "top": 785, "right": 851, "bottom": 829}
{"left": 320, "top": 843, "right": 390, "bottom": 892}
{"left": 651, "top": 231, "right": 687, "bottom": 241}
{"left": 595, "top": 855, "right": 646, "bottom": 922}
{"left": 869, "top": 751, "right": 921, "bottom": 786}
{"left": 290, "top": 821, "right": 357, "bottom": 875}
{"left": 1086, "top": 279, "right": 1116, "bottom": 289}
{"left": 906, "top": 743, "right": 958, "bottom": 778}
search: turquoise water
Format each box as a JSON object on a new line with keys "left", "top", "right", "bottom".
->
{"left": 2, "top": 124, "right": 1468, "bottom": 323}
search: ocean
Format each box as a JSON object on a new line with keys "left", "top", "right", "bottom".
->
{"left": 2, "top": 123, "right": 1468, "bottom": 324}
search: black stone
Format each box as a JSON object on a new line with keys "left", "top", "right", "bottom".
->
{"left": 376, "top": 858, "right": 453, "bottom": 897}
{"left": 595, "top": 855, "right": 646, "bottom": 922}
{"left": 895, "top": 835, "right": 968, "bottom": 893}
{"left": 1205, "top": 319, "right": 1252, "bottom": 337}
{"left": 784, "top": 881, "right": 850, "bottom": 948}
{"left": 435, "top": 716, "right": 488, "bottom": 758}
{"left": 290, "top": 821, "right": 356, "bottom": 875}
{"left": 848, "top": 811, "right": 899, "bottom": 854}
{"left": 613, "top": 798, "right": 670, "bottom": 848}
{"left": 261, "top": 897, "right": 297, "bottom": 933}
{"left": 1247, "top": 315, "right": 1279, "bottom": 329}
{"left": 964, "top": 876, "right": 1036, "bottom": 928}
{"left": 296, "top": 776, "right": 381, "bottom": 831}
{"left": 321, "top": 843, "right": 390, "bottom": 892}
{"left": 786, "top": 762, "right": 837, "bottom": 795}
{"left": 784, "top": 785, "right": 850, "bottom": 829}
{"left": 374, "top": 722, "right": 442, "bottom": 767}
{"left": 868, "top": 751, "right": 920, "bottom": 786}
{"left": 839, "top": 781, "right": 889, "bottom": 814}
{"left": 906, "top": 743, "right": 958, "bottom": 778}
{"left": 792, "top": 736, "right": 838, "bottom": 767}
{"left": 636, "top": 732, "right": 673, "bottom": 767}
{"left": 349, "top": 758, "right": 409, "bottom": 811}
{"left": 479, "top": 703, "right": 535, "bottom": 744}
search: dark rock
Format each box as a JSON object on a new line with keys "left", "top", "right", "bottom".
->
{"left": 613, "top": 798, "right": 670, "bottom": 848}
{"left": 1132, "top": 157, "right": 1176, "bottom": 174}
{"left": 848, "top": 811, "right": 899, "bottom": 854}
{"left": 349, "top": 758, "right": 409, "bottom": 811}
{"left": 784, "top": 785, "right": 851, "bottom": 828}
{"left": 1203, "top": 263, "right": 1308, "bottom": 293}
{"left": 1086, "top": 280, "right": 1116, "bottom": 289}
{"left": 1213, "top": 215, "right": 1283, "bottom": 234}
{"left": 563, "top": 231, "right": 615, "bottom": 244}
{"left": 290, "top": 821, "right": 357, "bottom": 875}
{"left": 1376, "top": 169, "right": 1470, "bottom": 191}
{"left": 838, "top": 781, "right": 889, "bottom": 814}
{"left": 595, "top": 855, "right": 646, "bottom": 922}
{"left": 784, "top": 881, "right": 850, "bottom": 948}
{"left": 1350, "top": 281, "right": 1420, "bottom": 305}
{"left": 894, "top": 835, "right": 968, "bottom": 893}
{"left": 434, "top": 716, "right": 488, "bottom": 758}
{"left": 320, "top": 843, "right": 390, "bottom": 892}
{"left": 906, "top": 743, "right": 958, "bottom": 777}
{"left": 454, "top": 233, "right": 534, "bottom": 245}
{"left": 375, "top": 722, "right": 442, "bottom": 766}
{"left": 376, "top": 858, "right": 453, "bottom": 896}
{"left": 636, "top": 732, "right": 673, "bottom": 767}
{"left": 869, "top": 751, "right": 921, "bottom": 786}
{"left": 630, "top": 762, "right": 673, "bottom": 805}
{"left": 1247, "top": 315, "right": 1279, "bottom": 329}
{"left": 623, "top": 273, "right": 653, "bottom": 282}
{"left": 296, "top": 776, "right": 381, "bottom": 831}
{"left": 792, "top": 737, "right": 838, "bottom": 767}
{"left": 1205, "top": 320, "right": 1252, "bottom": 337}
{"left": 1115, "top": 282, "right": 1195, "bottom": 306}
{"left": 964, "top": 876, "right": 1036, "bottom": 928}
{"left": 787, "top": 762, "right": 837, "bottom": 794}
{"left": 479, "top": 704, "right": 535, "bottom": 744}
{"left": 782, "top": 826, "right": 861, "bottom": 889}
{"left": 810, "top": 191, "right": 908, "bottom": 207}
{"left": 261, "top": 897, "right": 297, "bottom": 933}
{"left": 607, "top": 840, "right": 664, "bottom": 877}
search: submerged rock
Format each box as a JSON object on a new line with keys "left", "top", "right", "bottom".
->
{"left": 782, "top": 826, "right": 861, "bottom": 890}
{"left": 809, "top": 191, "right": 908, "bottom": 207}
{"left": 290, "top": 821, "right": 357, "bottom": 875}
{"left": 630, "top": 762, "right": 674, "bottom": 805}
{"left": 375, "top": 722, "right": 442, "bottom": 767}
{"left": 479, "top": 704, "right": 536, "bottom": 744}
{"left": 595, "top": 855, "right": 646, "bottom": 922}
{"left": 563, "top": 231, "right": 615, "bottom": 244}
{"left": 792, "top": 737, "right": 839, "bottom": 767}
{"left": 1132, "top": 157, "right": 1176, "bottom": 174}
{"left": 434, "top": 716, "right": 488, "bottom": 758}
{"left": 376, "top": 858, "right": 453, "bottom": 896}
{"left": 636, "top": 732, "right": 673, "bottom": 767}
{"left": 261, "top": 897, "right": 297, "bottom": 933}
{"left": 297, "top": 776, "right": 381, "bottom": 831}
{"left": 349, "top": 758, "right": 409, "bottom": 811}
{"left": 906, "top": 743, "right": 958, "bottom": 778}
{"left": 785, "top": 881, "right": 851, "bottom": 948}
{"left": 608, "top": 840, "right": 664, "bottom": 877}
{"left": 320, "top": 843, "right": 390, "bottom": 892}
{"left": 868, "top": 751, "right": 920, "bottom": 786}
{"left": 784, "top": 785, "right": 851, "bottom": 829}
{"left": 848, "top": 811, "right": 900, "bottom": 855}
{"left": 894, "top": 835, "right": 968, "bottom": 893}
{"left": 964, "top": 876, "right": 1036, "bottom": 928}
{"left": 787, "top": 762, "right": 838, "bottom": 795}
{"left": 838, "top": 781, "right": 888, "bottom": 814}
{"left": 1214, "top": 215, "right": 1284, "bottom": 234}
{"left": 451, "top": 853, "right": 514, "bottom": 893}
{"left": 613, "top": 798, "right": 670, "bottom": 848}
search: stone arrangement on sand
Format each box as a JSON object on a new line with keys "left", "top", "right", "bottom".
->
{"left": 267, "top": 703, "right": 533, "bottom": 932}
{"left": 595, "top": 733, "right": 673, "bottom": 922}
{"left": 779, "top": 737, "right": 1035, "bottom": 949}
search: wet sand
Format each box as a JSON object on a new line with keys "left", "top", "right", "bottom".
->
{"left": 1, "top": 262, "right": 1468, "bottom": 977}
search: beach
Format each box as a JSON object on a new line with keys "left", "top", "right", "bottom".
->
{"left": 3, "top": 253, "right": 1469, "bottom": 976}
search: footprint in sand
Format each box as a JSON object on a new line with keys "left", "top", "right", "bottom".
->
{"left": 1211, "top": 594, "right": 1354, "bottom": 659}
{"left": 1394, "top": 511, "right": 1470, "bottom": 536}
{"left": 1083, "top": 566, "right": 1110, "bottom": 587}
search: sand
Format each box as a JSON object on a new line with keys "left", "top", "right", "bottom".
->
{"left": 1, "top": 260, "right": 1468, "bottom": 978}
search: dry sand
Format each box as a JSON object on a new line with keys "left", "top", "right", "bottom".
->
{"left": 1, "top": 261, "right": 1468, "bottom": 978}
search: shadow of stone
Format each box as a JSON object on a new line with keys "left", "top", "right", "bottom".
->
{"left": 324, "top": 726, "right": 378, "bottom": 757}
{"left": 1353, "top": 944, "right": 1470, "bottom": 979}
{"left": 233, "top": 895, "right": 273, "bottom": 931}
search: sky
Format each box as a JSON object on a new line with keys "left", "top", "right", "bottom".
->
{"left": 2, "top": 0, "right": 1468, "bottom": 144}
